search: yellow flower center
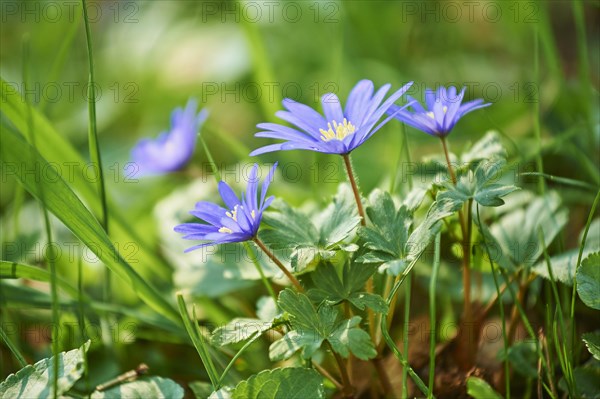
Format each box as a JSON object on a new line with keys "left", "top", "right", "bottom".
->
{"left": 426, "top": 106, "right": 448, "bottom": 119}
{"left": 319, "top": 118, "right": 356, "bottom": 142}
{"left": 219, "top": 206, "right": 256, "bottom": 234}
{"left": 225, "top": 205, "right": 239, "bottom": 222}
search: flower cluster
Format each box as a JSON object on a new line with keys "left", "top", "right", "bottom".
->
{"left": 130, "top": 81, "right": 489, "bottom": 250}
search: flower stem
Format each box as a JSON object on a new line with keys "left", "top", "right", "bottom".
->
{"left": 313, "top": 361, "right": 343, "bottom": 391}
{"left": 342, "top": 154, "right": 366, "bottom": 226}
{"left": 243, "top": 242, "right": 278, "bottom": 304}
{"left": 439, "top": 136, "right": 457, "bottom": 185}
{"left": 463, "top": 198, "right": 473, "bottom": 326}
{"left": 439, "top": 137, "right": 477, "bottom": 369}
{"left": 253, "top": 237, "right": 303, "bottom": 292}
{"left": 327, "top": 342, "right": 354, "bottom": 398}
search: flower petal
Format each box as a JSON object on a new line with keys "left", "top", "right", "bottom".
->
{"left": 218, "top": 181, "right": 241, "bottom": 209}
{"left": 321, "top": 93, "right": 344, "bottom": 123}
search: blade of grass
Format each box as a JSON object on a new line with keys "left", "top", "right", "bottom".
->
{"left": 400, "top": 273, "right": 412, "bottom": 399}
{"left": 236, "top": 0, "right": 281, "bottom": 121}
{"left": 11, "top": 184, "right": 25, "bottom": 238}
{"left": 539, "top": 230, "right": 574, "bottom": 397}
{"left": 201, "top": 137, "right": 222, "bottom": 182}
{"left": 176, "top": 293, "right": 220, "bottom": 389}
{"left": 428, "top": 233, "right": 441, "bottom": 398}
{"left": 204, "top": 124, "right": 252, "bottom": 162}
{"left": 572, "top": 0, "right": 594, "bottom": 144}
{"left": 1, "top": 127, "right": 181, "bottom": 325}
{"left": 532, "top": 26, "right": 545, "bottom": 195}
{"left": 217, "top": 329, "right": 263, "bottom": 386}
{"left": 519, "top": 172, "right": 597, "bottom": 192}
{"left": 1, "top": 77, "right": 172, "bottom": 279}
{"left": 476, "top": 206, "right": 510, "bottom": 398}
{"left": 570, "top": 189, "right": 600, "bottom": 366}
{"left": 0, "top": 326, "right": 27, "bottom": 368}
{"left": 80, "top": 1, "right": 111, "bottom": 344}
{"left": 0, "top": 261, "right": 82, "bottom": 300}
{"left": 389, "top": 122, "right": 410, "bottom": 194}
{"left": 381, "top": 256, "right": 432, "bottom": 398}
{"left": 22, "top": 37, "right": 59, "bottom": 398}
{"left": 38, "top": 18, "right": 81, "bottom": 113}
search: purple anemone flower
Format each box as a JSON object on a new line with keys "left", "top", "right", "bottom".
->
{"left": 131, "top": 98, "right": 208, "bottom": 176}
{"left": 249, "top": 79, "right": 413, "bottom": 156}
{"left": 386, "top": 86, "right": 491, "bottom": 137}
{"left": 174, "top": 163, "right": 277, "bottom": 252}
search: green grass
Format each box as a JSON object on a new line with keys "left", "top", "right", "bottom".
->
{"left": 0, "top": 0, "right": 598, "bottom": 397}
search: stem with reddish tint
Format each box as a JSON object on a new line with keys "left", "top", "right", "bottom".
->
{"left": 253, "top": 237, "right": 303, "bottom": 292}
{"left": 342, "top": 154, "right": 366, "bottom": 226}
{"left": 342, "top": 153, "right": 393, "bottom": 392}
{"left": 327, "top": 342, "right": 354, "bottom": 398}
{"left": 440, "top": 137, "right": 477, "bottom": 369}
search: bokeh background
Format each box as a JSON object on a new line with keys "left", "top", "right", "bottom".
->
{"left": 1, "top": 0, "right": 599, "bottom": 392}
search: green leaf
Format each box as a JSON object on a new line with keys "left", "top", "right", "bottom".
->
{"left": 209, "top": 387, "right": 233, "bottom": 399}
{"left": 329, "top": 316, "right": 377, "bottom": 360}
{"left": 315, "top": 184, "right": 361, "bottom": 247}
{"left": 347, "top": 292, "right": 388, "bottom": 314}
{"left": 500, "top": 341, "right": 538, "bottom": 379}
{"left": 91, "top": 377, "right": 184, "bottom": 399}
{"left": 482, "top": 192, "right": 568, "bottom": 272}
{"left": 0, "top": 260, "right": 82, "bottom": 299}
{"left": 271, "top": 289, "right": 375, "bottom": 361}
{"left": 269, "top": 330, "right": 311, "bottom": 362}
{"left": 256, "top": 296, "right": 279, "bottom": 322}
{"left": 461, "top": 131, "right": 507, "bottom": 164}
{"left": 307, "top": 263, "right": 386, "bottom": 314}
{"left": 211, "top": 318, "right": 274, "bottom": 346}
{"left": 402, "top": 187, "right": 428, "bottom": 212}
{"left": 533, "top": 217, "right": 599, "bottom": 284}
{"left": 0, "top": 128, "right": 179, "bottom": 324}
{"left": 190, "top": 381, "right": 217, "bottom": 399}
{"left": 361, "top": 190, "right": 412, "bottom": 257}
{"left": 359, "top": 190, "right": 421, "bottom": 275}
{"left": 559, "top": 365, "right": 600, "bottom": 399}
{"left": 261, "top": 200, "right": 317, "bottom": 250}
{"left": 583, "top": 332, "right": 600, "bottom": 361}
{"left": 466, "top": 376, "right": 502, "bottom": 399}
{"left": 403, "top": 198, "right": 455, "bottom": 265}
{"left": 0, "top": 341, "right": 90, "bottom": 398}
{"left": 212, "top": 297, "right": 280, "bottom": 346}
{"left": 577, "top": 252, "right": 600, "bottom": 310}
{"left": 231, "top": 368, "right": 324, "bottom": 399}
{"left": 438, "top": 158, "right": 518, "bottom": 208}
{"left": 260, "top": 185, "right": 360, "bottom": 274}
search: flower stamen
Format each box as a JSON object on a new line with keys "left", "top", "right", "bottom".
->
{"left": 426, "top": 106, "right": 448, "bottom": 119}
{"left": 218, "top": 227, "right": 233, "bottom": 234}
{"left": 226, "top": 205, "right": 239, "bottom": 221}
{"left": 320, "top": 118, "right": 356, "bottom": 142}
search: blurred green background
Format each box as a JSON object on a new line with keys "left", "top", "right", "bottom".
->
{"left": 1, "top": 0, "right": 599, "bottom": 391}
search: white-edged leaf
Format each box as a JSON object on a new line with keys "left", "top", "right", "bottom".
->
{"left": 583, "top": 332, "right": 600, "bottom": 361}
{"left": 0, "top": 341, "right": 90, "bottom": 398}
{"left": 231, "top": 368, "right": 324, "bottom": 399}
{"left": 91, "top": 376, "right": 184, "bottom": 399}
{"left": 576, "top": 252, "right": 600, "bottom": 310}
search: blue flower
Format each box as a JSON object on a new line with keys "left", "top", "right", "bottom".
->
{"left": 386, "top": 86, "right": 490, "bottom": 137}
{"left": 131, "top": 98, "right": 208, "bottom": 176}
{"left": 249, "top": 80, "right": 413, "bottom": 156}
{"left": 174, "top": 163, "right": 277, "bottom": 252}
